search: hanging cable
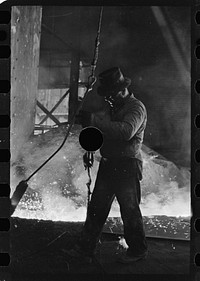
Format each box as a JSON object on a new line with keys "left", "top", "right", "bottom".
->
{"left": 11, "top": 6, "right": 104, "bottom": 215}
{"left": 90, "top": 6, "right": 103, "bottom": 80}
{"left": 11, "top": 7, "right": 107, "bottom": 275}
{"left": 83, "top": 151, "right": 94, "bottom": 207}
{"left": 81, "top": 7, "right": 103, "bottom": 209}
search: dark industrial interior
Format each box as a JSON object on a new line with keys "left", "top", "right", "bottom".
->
{"left": 10, "top": 6, "right": 191, "bottom": 276}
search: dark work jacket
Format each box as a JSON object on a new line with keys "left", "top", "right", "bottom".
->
{"left": 92, "top": 93, "right": 147, "bottom": 162}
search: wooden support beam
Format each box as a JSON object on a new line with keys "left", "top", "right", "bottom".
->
{"left": 68, "top": 8, "right": 81, "bottom": 122}
{"left": 36, "top": 100, "right": 61, "bottom": 125}
{"left": 39, "top": 89, "right": 70, "bottom": 125}
{"left": 11, "top": 6, "right": 42, "bottom": 163}
{"left": 68, "top": 52, "right": 80, "bottom": 122}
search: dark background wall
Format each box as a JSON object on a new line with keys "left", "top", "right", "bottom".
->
{"left": 38, "top": 6, "right": 190, "bottom": 167}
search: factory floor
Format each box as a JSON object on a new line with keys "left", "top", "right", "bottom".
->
{"left": 9, "top": 218, "right": 190, "bottom": 280}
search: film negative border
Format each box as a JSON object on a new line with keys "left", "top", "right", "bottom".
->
{"left": 193, "top": 2, "right": 200, "bottom": 281}
{"left": 0, "top": 1, "right": 196, "bottom": 281}
{"left": 0, "top": 5, "right": 11, "bottom": 278}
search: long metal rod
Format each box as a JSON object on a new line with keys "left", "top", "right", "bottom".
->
{"left": 26, "top": 6, "right": 104, "bottom": 182}
{"left": 27, "top": 86, "right": 91, "bottom": 181}
{"left": 10, "top": 7, "right": 104, "bottom": 216}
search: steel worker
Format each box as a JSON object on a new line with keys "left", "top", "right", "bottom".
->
{"left": 68, "top": 67, "right": 148, "bottom": 264}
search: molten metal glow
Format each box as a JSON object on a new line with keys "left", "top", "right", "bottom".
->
{"left": 11, "top": 128, "right": 190, "bottom": 222}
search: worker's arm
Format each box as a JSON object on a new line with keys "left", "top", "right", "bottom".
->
{"left": 92, "top": 102, "right": 146, "bottom": 141}
{"left": 78, "top": 103, "right": 110, "bottom": 128}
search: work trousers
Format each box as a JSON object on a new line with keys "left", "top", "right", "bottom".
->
{"left": 79, "top": 157, "right": 148, "bottom": 256}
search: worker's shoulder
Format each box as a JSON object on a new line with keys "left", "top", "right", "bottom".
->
{"left": 127, "top": 94, "right": 146, "bottom": 111}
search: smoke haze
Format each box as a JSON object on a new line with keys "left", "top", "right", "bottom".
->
{"left": 11, "top": 126, "right": 190, "bottom": 222}
{"left": 11, "top": 6, "right": 191, "bottom": 224}
{"left": 39, "top": 6, "right": 190, "bottom": 167}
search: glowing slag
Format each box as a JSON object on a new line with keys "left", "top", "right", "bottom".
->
{"left": 11, "top": 126, "right": 190, "bottom": 222}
